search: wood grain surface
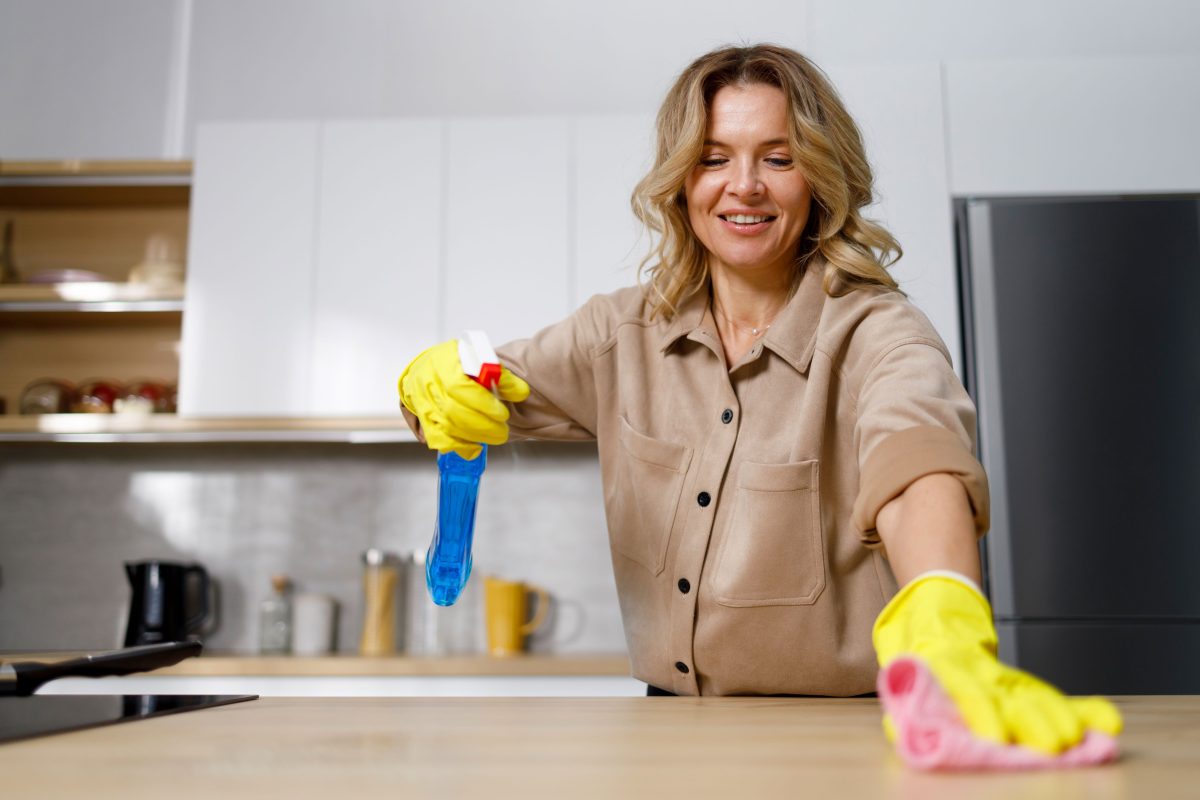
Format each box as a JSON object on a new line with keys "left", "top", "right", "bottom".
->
{"left": 2, "top": 695, "right": 1197, "bottom": 799}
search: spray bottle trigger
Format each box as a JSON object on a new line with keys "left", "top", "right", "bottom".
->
{"left": 458, "top": 330, "right": 501, "bottom": 391}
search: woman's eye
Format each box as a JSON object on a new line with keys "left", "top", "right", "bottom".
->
{"left": 766, "top": 157, "right": 793, "bottom": 167}
{"left": 699, "top": 156, "right": 727, "bottom": 167}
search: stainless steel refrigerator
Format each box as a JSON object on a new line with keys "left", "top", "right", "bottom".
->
{"left": 956, "top": 195, "right": 1200, "bottom": 694}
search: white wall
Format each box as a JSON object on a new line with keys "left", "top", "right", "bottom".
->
{"left": 8, "top": 0, "right": 1196, "bottom": 158}
{"left": 183, "top": 0, "right": 814, "bottom": 133}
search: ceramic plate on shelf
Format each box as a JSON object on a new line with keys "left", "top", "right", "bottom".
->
{"left": 24, "top": 269, "right": 106, "bottom": 284}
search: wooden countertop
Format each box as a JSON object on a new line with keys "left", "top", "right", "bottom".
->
{"left": 2, "top": 652, "right": 631, "bottom": 677}
{"left": 2, "top": 695, "right": 1197, "bottom": 798}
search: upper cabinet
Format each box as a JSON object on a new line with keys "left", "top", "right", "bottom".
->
{"left": 823, "top": 62, "right": 959, "bottom": 370}
{"left": 179, "top": 123, "right": 320, "bottom": 417}
{"left": 443, "top": 117, "right": 572, "bottom": 345}
{"left": 573, "top": 115, "right": 655, "bottom": 305}
{"left": 180, "top": 121, "right": 446, "bottom": 418}
{"left": 312, "top": 121, "right": 443, "bottom": 417}
{"left": 183, "top": 115, "right": 654, "bottom": 418}
{"left": 944, "top": 56, "right": 1200, "bottom": 196}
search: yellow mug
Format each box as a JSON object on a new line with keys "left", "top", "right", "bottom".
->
{"left": 484, "top": 576, "right": 549, "bottom": 656}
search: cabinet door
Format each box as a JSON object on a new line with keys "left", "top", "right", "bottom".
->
{"left": 573, "top": 114, "right": 655, "bottom": 307}
{"left": 180, "top": 122, "right": 319, "bottom": 416}
{"left": 945, "top": 56, "right": 1200, "bottom": 196}
{"left": 311, "top": 120, "right": 443, "bottom": 416}
{"left": 822, "top": 62, "right": 959, "bottom": 370}
{"left": 443, "top": 118, "right": 571, "bottom": 347}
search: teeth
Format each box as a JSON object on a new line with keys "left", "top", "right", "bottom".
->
{"left": 725, "top": 214, "right": 770, "bottom": 224}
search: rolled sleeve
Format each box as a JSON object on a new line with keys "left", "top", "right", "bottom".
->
{"left": 850, "top": 339, "right": 990, "bottom": 545}
{"left": 852, "top": 425, "right": 990, "bottom": 545}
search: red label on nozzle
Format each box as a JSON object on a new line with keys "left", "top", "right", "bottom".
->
{"left": 473, "top": 362, "right": 502, "bottom": 390}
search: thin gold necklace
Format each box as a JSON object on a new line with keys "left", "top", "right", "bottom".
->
{"left": 713, "top": 295, "right": 785, "bottom": 338}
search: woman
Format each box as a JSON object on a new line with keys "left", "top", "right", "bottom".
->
{"left": 400, "top": 44, "right": 1120, "bottom": 755}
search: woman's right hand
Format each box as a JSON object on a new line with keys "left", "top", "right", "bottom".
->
{"left": 398, "top": 339, "right": 531, "bottom": 459}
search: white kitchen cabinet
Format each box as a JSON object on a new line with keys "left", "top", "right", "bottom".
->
{"left": 180, "top": 122, "right": 320, "bottom": 416}
{"left": 312, "top": 120, "right": 443, "bottom": 416}
{"left": 823, "top": 62, "right": 960, "bottom": 371}
{"left": 945, "top": 55, "right": 1200, "bottom": 196}
{"left": 184, "top": 120, "right": 444, "bottom": 418}
{"left": 182, "top": 115, "right": 665, "bottom": 416}
{"left": 572, "top": 114, "right": 656, "bottom": 307}
{"left": 443, "top": 118, "right": 571, "bottom": 346}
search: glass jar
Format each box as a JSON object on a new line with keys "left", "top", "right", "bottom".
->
{"left": 258, "top": 574, "right": 292, "bottom": 655}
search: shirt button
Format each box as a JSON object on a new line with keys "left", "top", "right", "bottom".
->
{"left": 675, "top": 661, "right": 690, "bottom": 674}
{"left": 721, "top": 408, "right": 734, "bottom": 424}
{"left": 697, "top": 492, "right": 711, "bottom": 507}
{"left": 678, "top": 578, "right": 691, "bottom": 594}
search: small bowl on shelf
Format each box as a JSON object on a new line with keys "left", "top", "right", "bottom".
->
{"left": 115, "top": 380, "right": 171, "bottom": 415}
{"left": 19, "top": 378, "right": 75, "bottom": 414}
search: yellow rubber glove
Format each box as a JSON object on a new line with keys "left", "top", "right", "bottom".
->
{"left": 873, "top": 574, "right": 1122, "bottom": 755}
{"left": 398, "top": 339, "right": 531, "bottom": 459}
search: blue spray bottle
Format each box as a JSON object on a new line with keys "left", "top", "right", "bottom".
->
{"left": 425, "top": 331, "right": 503, "bottom": 607}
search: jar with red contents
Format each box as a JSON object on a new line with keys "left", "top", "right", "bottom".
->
{"left": 71, "top": 379, "right": 121, "bottom": 413}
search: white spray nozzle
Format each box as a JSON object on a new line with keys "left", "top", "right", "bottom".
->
{"left": 458, "top": 330, "right": 501, "bottom": 389}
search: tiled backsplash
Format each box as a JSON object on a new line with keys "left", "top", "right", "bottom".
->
{"left": 0, "top": 441, "right": 626, "bottom": 655}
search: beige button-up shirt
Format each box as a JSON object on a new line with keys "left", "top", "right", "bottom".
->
{"left": 494, "top": 264, "right": 989, "bottom": 696}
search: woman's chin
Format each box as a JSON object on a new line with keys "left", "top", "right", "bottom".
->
{"left": 710, "top": 252, "right": 793, "bottom": 277}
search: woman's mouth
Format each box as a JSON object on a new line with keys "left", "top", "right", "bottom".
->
{"left": 719, "top": 213, "right": 776, "bottom": 232}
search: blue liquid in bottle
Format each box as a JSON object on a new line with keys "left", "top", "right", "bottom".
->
{"left": 426, "top": 444, "right": 487, "bottom": 606}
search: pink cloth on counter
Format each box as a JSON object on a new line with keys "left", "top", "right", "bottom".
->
{"left": 877, "top": 656, "right": 1120, "bottom": 771}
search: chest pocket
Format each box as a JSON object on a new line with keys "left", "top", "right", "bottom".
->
{"left": 711, "top": 459, "right": 826, "bottom": 606}
{"left": 608, "top": 417, "right": 691, "bottom": 575}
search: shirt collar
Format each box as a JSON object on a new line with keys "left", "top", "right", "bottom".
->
{"left": 658, "top": 264, "right": 826, "bottom": 374}
{"left": 759, "top": 264, "right": 825, "bottom": 374}
{"left": 658, "top": 286, "right": 713, "bottom": 353}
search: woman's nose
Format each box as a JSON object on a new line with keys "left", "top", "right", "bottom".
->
{"left": 728, "top": 161, "right": 763, "bottom": 197}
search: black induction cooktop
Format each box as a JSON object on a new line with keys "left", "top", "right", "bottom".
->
{"left": 0, "top": 694, "right": 257, "bottom": 744}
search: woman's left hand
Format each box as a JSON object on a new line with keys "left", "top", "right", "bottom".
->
{"left": 873, "top": 573, "right": 1123, "bottom": 754}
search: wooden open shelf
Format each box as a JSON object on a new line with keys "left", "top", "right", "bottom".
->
{"left": 0, "top": 281, "right": 184, "bottom": 311}
{"left": 0, "top": 159, "right": 193, "bottom": 177}
{"left": 0, "top": 414, "right": 418, "bottom": 443}
{"left": 1, "top": 162, "right": 191, "bottom": 423}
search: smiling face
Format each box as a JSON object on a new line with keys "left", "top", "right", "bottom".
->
{"left": 684, "top": 83, "right": 813, "bottom": 283}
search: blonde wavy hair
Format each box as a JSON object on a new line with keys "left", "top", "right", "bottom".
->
{"left": 631, "top": 43, "right": 902, "bottom": 319}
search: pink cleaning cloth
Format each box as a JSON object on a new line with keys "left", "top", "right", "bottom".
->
{"left": 877, "top": 656, "right": 1120, "bottom": 771}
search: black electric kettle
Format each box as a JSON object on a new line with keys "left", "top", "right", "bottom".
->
{"left": 123, "top": 560, "right": 213, "bottom": 646}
